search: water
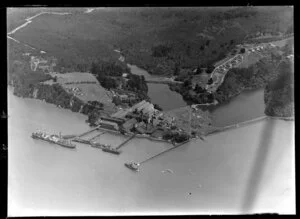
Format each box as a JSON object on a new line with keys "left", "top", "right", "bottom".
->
{"left": 208, "top": 89, "right": 265, "bottom": 127}
{"left": 127, "top": 64, "right": 187, "bottom": 111}
{"left": 127, "top": 64, "right": 265, "bottom": 126}
{"left": 8, "top": 88, "right": 295, "bottom": 215}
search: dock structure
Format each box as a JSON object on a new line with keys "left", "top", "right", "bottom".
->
{"left": 137, "top": 140, "right": 190, "bottom": 165}
{"left": 77, "top": 127, "right": 98, "bottom": 138}
{"left": 88, "top": 131, "right": 107, "bottom": 141}
{"left": 116, "top": 134, "right": 137, "bottom": 150}
{"left": 206, "top": 116, "right": 268, "bottom": 136}
{"left": 72, "top": 138, "right": 91, "bottom": 145}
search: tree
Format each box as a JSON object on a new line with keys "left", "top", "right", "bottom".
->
{"left": 174, "top": 62, "right": 180, "bottom": 76}
{"left": 206, "top": 65, "right": 215, "bottom": 73}
{"left": 240, "top": 48, "right": 246, "bottom": 53}
{"left": 183, "top": 79, "right": 192, "bottom": 87}
{"left": 207, "top": 78, "right": 213, "bottom": 85}
{"left": 194, "top": 84, "right": 205, "bottom": 93}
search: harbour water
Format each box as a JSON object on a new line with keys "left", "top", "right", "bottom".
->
{"left": 8, "top": 88, "right": 295, "bottom": 215}
{"left": 127, "top": 64, "right": 187, "bottom": 111}
{"left": 208, "top": 89, "right": 265, "bottom": 127}
{"left": 127, "top": 64, "right": 265, "bottom": 127}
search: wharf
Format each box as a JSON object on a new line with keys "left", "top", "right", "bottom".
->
{"left": 77, "top": 127, "right": 98, "bottom": 138}
{"left": 136, "top": 139, "right": 190, "bottom": 166}
{"left": 72, "top": 138, "right": 91, "bottom": 145}
{"left": 116, "top": 134, "right": 136, "bottom": 150}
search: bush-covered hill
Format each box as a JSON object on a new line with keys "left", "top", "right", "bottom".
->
{"left": 8, "top": 7, "right": 293, "bottom": 75}
{"left": 264, "top": 59, "right": 294, "bottom": 117}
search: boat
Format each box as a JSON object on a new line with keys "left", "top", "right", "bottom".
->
{"left": 102, "top": 144, "right": 120, "bottom": 155}
{"left": 31, "top": 131, "right": 76, "bottom": 149}
{"left": 125, "top": 162, "right": 140, "bottom": 171}
{"left": 90, "top": 141, "right": 103, "bottom": 149}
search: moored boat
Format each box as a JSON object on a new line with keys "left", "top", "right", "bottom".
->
{"left": 124, "top": 162, "right": 140, "bottom": 171}
{"left": 32, "top": 131, "right": 76, "bottom": 149}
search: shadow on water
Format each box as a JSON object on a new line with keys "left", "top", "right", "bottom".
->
{"left": 241, "top": 118, "right": 275, "bottom": 213}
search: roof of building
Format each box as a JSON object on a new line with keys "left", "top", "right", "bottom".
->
{"left": 122, "top": 118, "right": 138, "bottom": 130}
{"left": 99, "top": 120, "right": 119, "bottom": 126}
{"left": 101, "top": 116, "right": 124, "bottom": 124}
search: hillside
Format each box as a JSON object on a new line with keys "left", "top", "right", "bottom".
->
{"left": 264, "top": 58, "right": 294, "bottom": 117}
{"left": 8, "top": 7, "right": 293, "bottom": 75}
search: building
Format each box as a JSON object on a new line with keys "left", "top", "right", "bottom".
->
{"left": 98, "top": 120, "right": 119, "bottom": 131}
{"left": 122, "top": 118, "right": 138, "bottom": 132}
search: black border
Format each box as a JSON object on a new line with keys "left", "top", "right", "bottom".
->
{"left": 2, "top": 2, "right": 297, "bottom": 218}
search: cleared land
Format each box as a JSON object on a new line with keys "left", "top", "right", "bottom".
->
{"left": 47, "top": 72, "right": 117, "bottom": 113}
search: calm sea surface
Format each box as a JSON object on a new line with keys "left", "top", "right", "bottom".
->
{"left": 8, "top": 88, "right": 294, "bottom": 215}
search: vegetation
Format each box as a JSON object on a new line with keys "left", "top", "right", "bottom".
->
{"left": 8, "top": 7, "right": 293, "bottom": 75}
{"left": 162, "top": 131, "right": 190, "bottom": 143}
{"left": 170, "top": 53, "right": 282, "bottom": 105}
{"left": 264, "top": 60, "right": 294, "bottom": 117}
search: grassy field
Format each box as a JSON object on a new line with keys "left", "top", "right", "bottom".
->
{"left": 48, "top": 72, "right": 117, "bottom": 113}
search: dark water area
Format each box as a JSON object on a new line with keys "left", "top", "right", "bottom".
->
{"left": 200, "top": 89, "right": 266, "bottom": 127}
{"left": 127, "top": 64, "right": 187, "bottom": 111}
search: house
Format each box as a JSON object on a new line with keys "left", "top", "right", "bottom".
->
{"left": 119, "top": 94, "right": 128, "bottom": 101}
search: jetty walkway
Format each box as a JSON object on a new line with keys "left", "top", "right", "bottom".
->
{"left": 137, "top": 140, "right": 190, "bottom": 165}
{"left": 88, "top": 131, "right": 107, "bottom": 141}
{"left": 116, "top": 134, "right": 137, "bottom": 150}
{"left": 77, "top": 127, "right": 98, "bottom": 138}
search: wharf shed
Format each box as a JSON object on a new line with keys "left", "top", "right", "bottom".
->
{"left": 98, "top": 120, "right": 119, "bottom": 131}
{"left": 100, "top": 116, "right": 125, "bottom": 125}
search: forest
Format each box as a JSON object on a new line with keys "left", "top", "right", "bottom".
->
{"left": 8, "top": 7, "right": 293, "bottom": 76}
{"left": 264, "top": 60, "right": 294, "bottom": 117}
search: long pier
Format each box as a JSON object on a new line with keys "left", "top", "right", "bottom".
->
{"left": 207, "top": 116, "right": 268, "bottom": 136}
{"left": 116, "top": 134, "right": 137, "bottom": 150}
{"left": 77, "top": 127, "right": 98, "bottom": 138}
{"left": 138, "top": 140, "right": 190, "bottom": 165}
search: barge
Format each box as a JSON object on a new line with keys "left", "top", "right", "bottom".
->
{"left": 32, "top": 131, "right": 76, "bottom": 149}
{"left": 102, "top": 144, "right": 121, "bottom": 155}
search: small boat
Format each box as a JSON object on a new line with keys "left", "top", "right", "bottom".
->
{"left": 125, "top": 162, "right": 140, "bottom": 171}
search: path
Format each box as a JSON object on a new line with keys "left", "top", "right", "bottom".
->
{"left": 8, "top": 11, "right": 71, "bottom": 35}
